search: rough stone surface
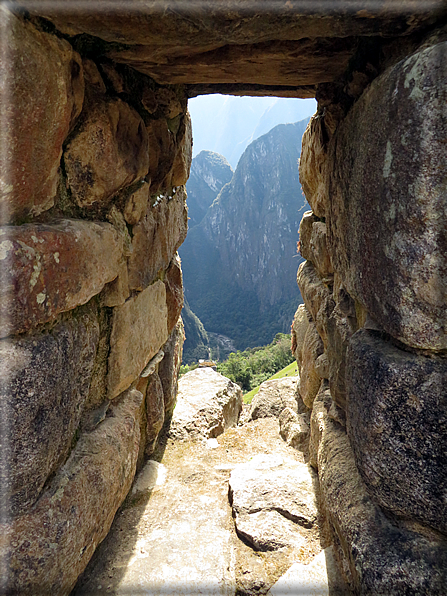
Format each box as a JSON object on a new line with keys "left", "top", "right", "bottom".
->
{"left": 328, "top": 41, "right": 447, "bottom": 350}
{"left": 291, "top": 303, "right": 310, "bottom": 367}
{"left": 299, "top": 322, "right": 324, "bottom": 408}
{"left": 0, "top": 307, "right": 99, "bottom": 517}
{"left": 299, "top": 117, "right": 329, "bottom": 218}
{"left": 247, "top": 377, "right": 299, "bottom": 422}
{"left": 1, "top": 388, "right": 143, "bottom": 596}
{"left": 313, "top": 390, "right": 447, "bottom": 595}
{"left": 299, "top": 211, "right": 333, "bottom": 278}
{"left": 145, "top": 372, "right": 165, "bottom": 455}
{"left": 128, "top": 188, "right": 188, "bottom": 290}
{"left": 0, "top": 219, "right": 123, "bottom": 338}
{"left": 169, "top": 368, "right": 242, "bottom": 440}
{"left": 346, "top": 329, "right": 447, "bottom": 534}
{"left": 164, "top": 253, "right": 184, "bottom": 335}
{"left": 279, "top": 407, "right": 310, "bottom": 451}
{"left": 158, "top": 318, "right": 185, "bottom": 418}
{"left": 64, "top": 96, "right": 149, "bottom": 207}
{"left": 108, "top": 281, "right": 169, "bottom": 399}
{"left": 297, "top": 260, "right": 333, "bottom": 347}
{"left": 123, "top": 181, "right": 150, "bottom": 225}
{"left": 229, "top": 454, "right": 318, "bottom": 551}
{"left": 0, "top": 8, "right": 84, "bottom": 225}
{"left": 171, "top": 111, "right": 193, "bottom": 186}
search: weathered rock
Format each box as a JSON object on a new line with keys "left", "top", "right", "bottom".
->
{"left": 297, "top": 260, "right": 333, "bottom": 347}
{"left": 309, "top": 385, "right": 332, "bottom": 470}
{"left": 123, "top": 181, "right": 150, "bottom": 225}
{"left": 128, "top": 188, "right": 188, "bottom": 290}
{"left": 1, "top": 387, "right": 142, "bottom": 596}
{"left": 299, "top": 211, "right": 333, "bottom": 278}
{"left": 299, "top": 322, "right": 324, "bottom": 408}
{"left": 158, "top": 318, "right": 185, "bottom": 417}
{"left": 108, "top": 281, "right": 169, "bottom": 399}
{"left": 164, "top": 253, "right": 184, "bottom": 335}
{"left": 145, "top": 372, "right": 165, "bottom": 455}
{"left": 0, "top": 307, "right": 98, "bottom": 517}
{"left": 229, "top": 454, "right": 318, "bottom": 551}
{"left": 291, "top": 303, "right": 311, "bottom": 367}
{"left": 346, "top": 329, "right": 447, "bottom": 534}
{"left": 64, "top": 97, "right": 149, "bottom": 207}
{"left": 99, "top": 259, "right": 130, "bottom": 307}
{"left": 146, "top": 117, "right": 177, "bottom": 192}
{"left": 299, "top": 117, "right": 329, "bottom": 218}
{"left": 327, "top": 41, "right": 447, "bottom": 350}
{"left": 0, "top": 8, "right": 84, "bottom": 225}
{"left": 171, "top": 111, "right": 193, "bottom": 186}
{"left": 247, "top": 377, "right": 299, "bottom": 422}
{"left": 279, "top": 407, "right": 310, "bottom": 451}
{"left": 169, "top": 368, "right": 242, "bottom": 440}
{"left": 0, "top": 219, "right": 123, "bottom": 338}
{"left": 313, "top": 389, "right": 447, "bottom": 595}
{"left": 268, "top": 547, "right": 347, "bottom": 596}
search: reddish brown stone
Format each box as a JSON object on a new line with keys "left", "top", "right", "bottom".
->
{"left": 0, "top": 387, "right": 142, "bottom": 596}
{"left": 0, "top": 220, "right": 123, "bottom": 338}
{"left": 128, "top": 187, "right": 188, "bottom": 290}
{"left": 0, "top": 8, "right": 84, "bottom": 225}
{"left": 64, "top": 97, "right": 149, "bottom": 207}
{"left": 164, "top": 254, "right": 184, "bottom": 335}
{"left": 171, "top": 112, "right": 193, "bottom": 187}
{"left": 147, "top": 118, "right": 176, "bottom": 192}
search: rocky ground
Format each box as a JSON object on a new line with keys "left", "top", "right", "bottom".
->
{"left": 73, "top": 369, "right": 350, "bottom": 595}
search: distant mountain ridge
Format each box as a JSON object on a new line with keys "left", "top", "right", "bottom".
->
{"left": 180, "top": 118, "right": 309, "bottom": 351}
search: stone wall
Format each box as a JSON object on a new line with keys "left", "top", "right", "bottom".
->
{"left": 0, "top": 9, "right": 190, "bottom": 595}
{"left": 293, "top": 32, "right": 447, "bottom": 594}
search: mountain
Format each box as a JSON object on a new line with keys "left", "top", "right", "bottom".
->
{"left": 185, "top": 151, "right": 233, "bottom": 228}
{"left": 188, "top": 95, "right": 316, "bottom": 168}
{"left": 180, "top": 118, "right": 309, "bottom": 351}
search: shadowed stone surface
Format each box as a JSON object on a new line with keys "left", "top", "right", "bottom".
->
{"left": 327, "top": 41, "right": 447, "bottom": 350}
{"left": 0, "top": 388, "right": 143, "bottom": 596}
{"left": 108, "top": 281, "right": 169, "bottom": 399}
{"left": 158, "top": 318, "right": 185, "bottom": 418}
{"left": 0, "top": 307, "right": 99, "bottom": 517}
{"left": 164, "top": 254, "right": 184, "bottom": 335}
{"left": 0, "top": 220, "right": 123, "bottom": 338}
{"left": 347, "top": 329, "right": 447, "bottom": 534}
{"left": 169, "top": 368, "right": 242, "bottom": 440}
{"left": 0, "top": 7, "right": 84, "bottom": 225}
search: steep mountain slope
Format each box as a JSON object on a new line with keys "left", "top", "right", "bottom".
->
{"left": 185, "top": 151, "right": 233, "bottom": 228}
{"left": 180, "top": 119, "right": 309, "bottom": 350}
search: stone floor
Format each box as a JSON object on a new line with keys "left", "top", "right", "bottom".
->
{"left": 72, "top": 416, "right": 348, "bottom": 596}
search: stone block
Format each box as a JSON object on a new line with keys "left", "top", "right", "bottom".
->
{"left": 128, "top": 187, "right": 188, "bottom": 290}
{"left": 164, "top": 253, "right": 184, "bottom": 335}
{"left": 299, "top": 322, "right": 324, "bottom": 409}
{"left": 0, "top": 307, "right": 99, "bottom": 517}
{"left": 0, "top": 219, "right": 123, "bottom": 338}
{"left": 171, "top": 112, "right": 193, "bottom": 186}
{"left": 145, "top": 372, "right": 165, "bottom": 455}
{"left": 169, "top": 368, "right": 242, "bottom": 440}
{"left": 279, "top": 407, "right": 310, "bottom": 451}
{"left": 346, "top": 329, "right": 447, "bottom": 534}
{"left": 147, "top": 118, "right": 176, "bottom": 192}
{"left": 1, "top": 387, "right": 142, "bottom": 596}
{"left": 297, "top": 260, "right": 333, "bottom": 347}
{"left": 299, "top": 116, "right": 328, "bottom": 218}
{"left": 0, "top": 8, "right": 84, "bottom": 225}
{"left": 123, "top": 181, "right": 150, "bottom": 225}
{"left": 291, "top": 303, "right": 311, "bottom": 367}
{"left": 327, "top": 41, "right": 447, "bottom": 350}
{"left": 248, "top": 377, "right": 299, "bottom": 421}
{"left": 107, "top": 281, "right": 169, "bottom": 399}
{"left": 158, "top": 318, "right": 185, "bottom": 417}
{"left": 64, "top": 97, "right": 149, "bottom": 207}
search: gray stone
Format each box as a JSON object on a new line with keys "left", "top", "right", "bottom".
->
{"left": 159, "top": 318, "right": 185, "bottom": 417}
{"left": 299, "top": 117, "right": 329, "bottom": 218}
{"left": 229, "top": 454, "right": 318, "bottom": 551}
{"left": 248, "top": 377, "right": 299, "bottom": 422}
{"left": 107, "top": 280, "right": 169, "bottom": 399}
{"left": 327, "top": 41, "right": 447, "bottom": 350}
{"left": 1, "top": 387, "right": 143, "bottom": 596}
{"left": 279, "top": 407, "right": 310, "bottom": 451}
{"left": 169, "top": 368, "right": 242, "bottom": 440}
{"left": 297, "top": 260, "right": 333, "bottom": 347}
{"left": 346, "top": 329, "right": 447, "bottom": 534}
{"left": 0, "top": 307, "right": 99, "bottom": 517}
{"left": 291, "top": 303, "right": 311, "bottom": 368}
{"left": 299, "top": 211, "right": 333, "bottom": 277}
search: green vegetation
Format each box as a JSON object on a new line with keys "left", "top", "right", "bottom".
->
{"left": 243, "top": 360, "right": 298, "bottom": 404}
